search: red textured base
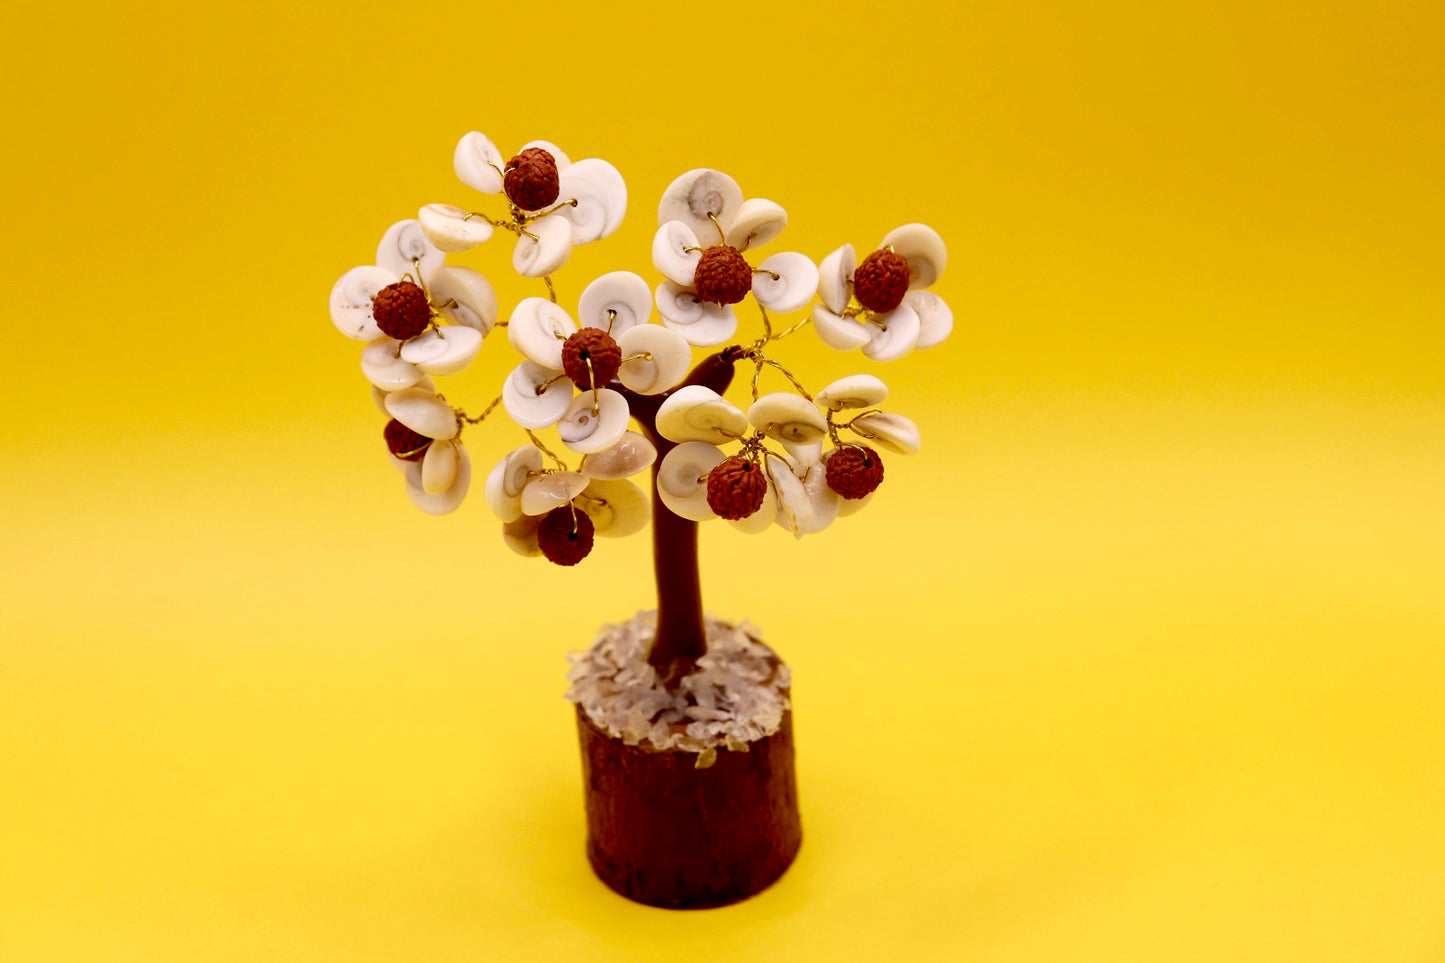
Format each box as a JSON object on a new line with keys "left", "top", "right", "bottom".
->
{"left": 576, "top": 705, "right": 802, "bottom": 909}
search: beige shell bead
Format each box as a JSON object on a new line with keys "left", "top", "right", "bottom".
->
{"left": 657, "top": 386, "right": 748, "bottom": 444}
{"left": 656, "top": 442, "right": 727, "bottom": 522}
{"left": 557, "top": 389, "right": 630, "bottom": 455}
{"left": 421, "top": 439, "right": 460, "bottom": 495}
{"left": 747, "top": 393, "right": 827, "bottom": 445}
{"left": 849, "top": 411, "right": 921, "bottom": 455}
{"left": 384, "top": 387, "right": 458, "bottom": 440}
{"left": 404, "top": 446, "right": 471, "bottom": 516}
{"left": 360, "top": 338, "right": 423, "bottom": 392}
{"left": 512, "top": 215, "right": 573, "bottom": 278}
{"left": 400, "top": 325, "right": 483, "bottom": 377}
{"left": 418, "top": 202, "right": 493, "bottom": 252}
{"left": 656, "top": 168, "right": 744, "bottom": 239}
{"left": 616, "top": 324, "right": 692, "bottom": 395}
{"left": 556, "top": 158, "right": 627, "bottom": 243}
{"left": 723, "top": 197, "right": 787, "bottom": 250}
{"left": 580, "top": 431, "right": 657, "bottom": 480}
{"left": 816, "top": 374, "right": 889, "bottom": 411}
{"left": 501, "top": 360, "right": 571, "bottom": 430}
{"left": 578, "top": 478, "right": 649, "bottom": 538}
{"left": 817, "top": 244, "right": 857, "bottom": 315}
{"left": 811, "top": 304, "right": 871, "bottom": 352}
{"left": 428, "top": 265, "right": 498, "bottom": 336}
{"left": 507, "top": 297, "right": 576, "bottom": 370}
{"left": 520, "top": 471, "right": 588, "bottom": 516}
{"left": 879, "top": 223, "right": 947, "bottom": 289}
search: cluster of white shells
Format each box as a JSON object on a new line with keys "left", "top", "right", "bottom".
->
{"left": 330, "top": 219, "right": 496, "bottom": 514}
{"left": 421, "top": 133, "right": 627, "bottom": 277}
{"left": 565, "top": 611, "right": 791, "bottom": 754}
{"left": 813, "top": 224, "right": 953, "bottom": 360}
{"left": 654, "top": 375, "right": 922, "bottom": 535}
{"left": 328, "top": 133, "right": 953, "bottom": 551}
{"left": 652, "top": 169, "right": 819, "bottom": 346}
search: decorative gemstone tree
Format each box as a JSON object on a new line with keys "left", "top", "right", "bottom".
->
{"left": 328, "top": 132, "right": 953, "bottom": 908}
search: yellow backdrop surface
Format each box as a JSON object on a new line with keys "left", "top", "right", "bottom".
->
{"left": 2, "top": 0, "right": 1442, "bottom": 960}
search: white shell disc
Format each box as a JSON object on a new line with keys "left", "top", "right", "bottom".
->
{"left": 657, "top": 168, "right": 744, "bottom": 239}
{"left": 507, "top": 297, "right": 576, "bottom": 369}
{"left": 656, "top": 442, "right": 726, "bottom": 522}
{"left": 811, "top": 304, "right": 870, "bottom": 351}
{"left": 361, "top": 338, "right": 423, "bottom": 392}
{"left": 502, "top": 514, "right": 542, "bottom": 556}
{"left": 376, "top": 219, "right": 443, "bottom": 283}
{"left": 519, "top": 139, "right": 571, "bottom": 171}
{"left": 558, "top": 388, "right": 630, "bottom": 455}
{"left": 862, "top": 302, "right": 921, "bottom": 362}
{"left": 418, "top": 202, "right": 493, "bottom": 252}
{"left": 724, "top": 197, "right": 788, "bottom": 250}
{"left": 656, "top": 282, "right": 738, "bottom": 346}
{"left": 557, "top": 158, "right": 627, "bottom": 243}
{"left": 454, "top": 131, "right": 504, "bottom": 194}
{"left": 520, "top": 471, "right": 588, "bottom": 516}
{"left": 512, "top": 214, "right": 574, "bottom": 277}
{"left": 752, "top": 251, "right": 819, "bottom": 314}
{"left": 372, "top": 376, "right": 433, "bottom": 416}
{"left": 617, "top": 324, "right": 692, "bottom": 395}
{"left": 580, "top": 431, "right": 657, "bottom": 480}
{"left": 501, "top": 360, "right": 571, "bottom": 429}
{"left": 400, "top": 325, "right": 483, "bottom": 377}
{"left": 817, "top": 374, "right": 889, "bottom": 411}
{"left": 747, "top": 393, "right": 827, "bottom": 445}
{"left": 385, "top": 387, "right": 458, "bottom": 440}
{"left": 907, "top": 290, "right": 953, "bottom": 349}
{"left": 484, "top": 446, "right": 543, "bottom": 521}
{"left": 850, "top": 411, "right": 921, "bottom": 455}
{"left": 782, "top": 439, "right": 824, "bottom": 469}
{"left": 578, "top": 271, "right": 651, "bottom": 336}
{"left": 428, "top": 265, "right": 498, "bottom": 336}
{"left": 657, "top": 385, "right": 748, "bottom": 444}
{"left": 817, "top": 244, "right": 857, "bottom": 314}
{"left": 422, "top": 439, "right": 460, "bottom": 495}
{"left": 329, "top": 265, "right": 393, "bottom": 341}
{"left": 879, "top": 222, "right": 947, "bottom": 289}
{"left": 579, "top": 478, "right": 649, "bottom": 538}
{"left": 800, "top": 462, "right": 840, "bottom": 534}
{"left": 764, "top": 454, "right": 811, "bottom": 539}
{"left": 652, "top": 221, "right": 702, "bottom": 286}
{"left": 405, "top": 445, "right": 471, "bottom": 516}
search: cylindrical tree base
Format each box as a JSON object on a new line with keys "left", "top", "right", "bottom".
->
{"left": 576, "top": 705, "right": 802, "bottom": 909}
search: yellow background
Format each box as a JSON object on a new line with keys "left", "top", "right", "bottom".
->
{"left": 3, "top": 0, "right": 1443, "bottom": 959}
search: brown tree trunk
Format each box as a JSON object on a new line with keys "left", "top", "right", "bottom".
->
{"left": 619, "top": 349, "right": 739, "bottom": 686}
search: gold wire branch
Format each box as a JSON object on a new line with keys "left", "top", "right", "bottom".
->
{"left": 838, "top": 407, "right": 885, "bottom": 439}
{"left": 524, "top": 429, "right": 569, "bottom": 470}
{"left": 757, "top": 302, "right": 774, "bottom": 342}
{"left": 707, "top": 212, "right": 726, "bottom": 244}
{"left": 771, "top": 316, "right": 812, "bottom": 342}
{"left": 537, "top": 198, "right": 578, "bottom": 218}
{"left": 742, "top": 351, "right": 814, "bottom": 402}
{"left": 537, "top": 372, "right": 570, "bottom": 395}
{"left": 460, "top": 395, "right": 503, "bottom": 425}
{"left": 544, "top": 275, "right": 557, "bottom": 303}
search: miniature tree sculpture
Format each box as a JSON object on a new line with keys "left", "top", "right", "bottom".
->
{"left": 328, "top": 132, "right": 952, "bottom": 908}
